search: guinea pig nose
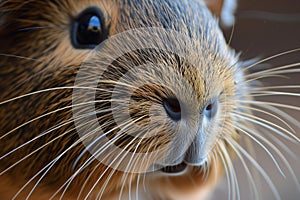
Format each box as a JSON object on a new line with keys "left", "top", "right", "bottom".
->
{"left": 204, "top": 99, "right": 219, "bottom": 119}
{"left": 163, "top": 98, "right": 181, "bottom": 121}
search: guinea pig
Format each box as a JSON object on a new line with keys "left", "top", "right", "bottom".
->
{"left": 0, "top": 0, "right": 299, "bottom": 199}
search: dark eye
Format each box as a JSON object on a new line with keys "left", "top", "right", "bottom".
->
{"left": 72, "top": 7, "right": 108, "bottom": 49}
{"left": 163, "top": 98, "right": 181, "bottom": 121}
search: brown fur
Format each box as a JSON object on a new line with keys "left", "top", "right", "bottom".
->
{"left": 0, "top": 0, "right": 240, "bottom": 199}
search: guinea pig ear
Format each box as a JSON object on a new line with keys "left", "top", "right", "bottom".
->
{"left": 203, "top": 0, "right": 237, "bottom": 27}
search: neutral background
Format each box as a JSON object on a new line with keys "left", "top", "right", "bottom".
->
{"left": 212, "top": 0, "right": 300, "bottom": 200}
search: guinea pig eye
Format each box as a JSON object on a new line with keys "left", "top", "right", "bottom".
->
{"left": 72, "top": 7, "right": 108, "bottom": 49}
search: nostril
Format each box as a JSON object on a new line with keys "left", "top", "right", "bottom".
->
{"left": 205, "top": 104, "right": 212, "bottom": 111}
{"left": 204, "top": 99, "right": 219, "bottom": 119}
{"left": 163, "top": 98, "right": 181, "bottom": 121}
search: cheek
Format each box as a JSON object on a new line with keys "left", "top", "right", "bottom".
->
{"left": 49, "top": 30, "right": 89, "bottom": 64}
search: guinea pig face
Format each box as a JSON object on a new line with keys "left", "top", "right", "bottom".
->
{"left": 0, "top": 0, "right": 240, "bottom": 199}
{"left": 70, "top": 0, "right": 239, "bottom": 175}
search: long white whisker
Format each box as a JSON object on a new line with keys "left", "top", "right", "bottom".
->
{"left": 86, "top": 116, "right": 146, "bottom": 200}
{"left": 231, "top": 112, "right": 299, "bottom": 142}
{"left": 247, "top": 91, "right": 300, "bottom": 98}
{"left": 29, "top": 116, "right": 117, "bottom": 200}
{"left": 0, "top": 86, "right": 116, "bottom": 106}
{"left": 95, "top": 130, "right": 148, "bottom": 200}
{"left": 224, "top": 138, "right": 260, "bottom": 200}
{"left": 227, "top": 122, "right": 285, "bottom": 177}
{"left": 51, "top": 118, "right": 118, "bottom": 199}
{"left": 217, "top": 144, "right": 232, "bottom": 200}
{"left": 242, "top": 48, "right": 300, "bottom": 72}
{"left": 238, "top": 124, "right": 300, "bottom": 191}
{"left": 119, "top": 127, "right": 149, "bottom": 200}
{"left": 135, "top": 138, "right": 158, "bottom": 200}
{"left": 245, "top": 62, "right": 300, "bottom": 78}
{"left": 271, "top": 135, "right": 298, "bottom": 159}
{"left": 229, "top": 139, "right": 281, "bottom": 200}
{"left": 220, "top": 142, "right": 240, "bottom": 200}
{"left": 235, "top": 104, "right": 295, "bottom": 133}
{"left": 243, "top": 74, "right": 288, "bottom": 84}
{"left": 0, "top": 108, "right": 114, "bottom": 161}
{"left": 0, "top": 99, "right": 119, "bottom": 141}
{"left": 52, "top": 116, "right": 138, "bottom": 199}
{"left": 249, "top": 85, "right": 300, "bottom": 90}
{"left": 71, "top": 111, "right": 135, "bottom": 170}
{"left": 252, "top": 103, "right": 300, "bottom": 129}
{"left": 98, "top": 80, "right": 138, "bottom": 90}
{"left": 18, "top": 111, "right": 115, "bottom": 199}
{"left": 76, "top": 163, "right": 103, "bottom": 200}
{"left": 11, "top": 137, "right": 83, "bottom": 199}
{"left": 0, "top": 128, "right": 75, "bottom": 176}
{"left": 141, "top": 134, "right": 162, "bottom": 194}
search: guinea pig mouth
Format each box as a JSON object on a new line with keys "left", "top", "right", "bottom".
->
{"left": 160, "top": 162, "right": 187, "bottom": 174}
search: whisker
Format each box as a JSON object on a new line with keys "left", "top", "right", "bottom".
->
{"left": 18, "top": 26, "right": 64, "bottom": 31}
{"left": 52, "top": 117, "right": 134, "bottom": 199}
{"left": 245, "top": 62, "right": 300, "bottom": 79}
{"left": 249, "top": 85, "right": 300, "bottom": 90}
{"left": 224, "top": 137, "right": 260, "bottom": 200}
{"left": 0, "top": 53, "right": 39, "bottom": 61}
{"left": 83, "top": 116, "right": 146, "bottom": 200}
{"left": 119, "top": 128, "right": 150, "bottom": 200}
{"left": 221, "top": 142, "right": 240, "bottom": 200}
{"left": 217, "top": 143, "right": 232, "bottom": 200}
{"left": 75, "top": 163, "right": 102, "bottom": 200}
{"left": 227, "top": 23, "right": 235, "bottom": 46}
{"left": 0, "top": 54, "right": 66, "bottom": 90}
{"left": 240, "top": 113, "right": 298, "bottom": 159}
{"left": 210, "top": 151, "right": 219, "bottom": 187}
{"left": 135, "top": 138, "right": 159, "bottom": 200}
{"left": 141, "top": 135, "right": 162, "bottom": 194}
{"left": 12, "top": 138, "right": 83, "bottom": 199}
{"left": 247, "top": 91, "right": 300, "bottom": 98}
{"left": 0, "top": 86, "right": 116, "bottom": 106}
{"left": 242, "top": 48, "right": 300, "bottom": 72}
{"left": 98, "top": 80, "right": 138, "bottom": 90}
{"left": 238, "top": 124, "right": 300, "bottom": 191}
{"left": 0, "top": 121, "right": 72, "bottom": 161}
{"left": 39, "top": 111, "right": 122, "bottom": 199}
{"left": 0, "top": 130, "right": 76, "bottom": 176}
{"left": 270, "top": 135, "right": 298, "bottom": 160}
{"left": 231, "top": 111, "right": 299, "bottom": 142}
{"left": 94, "top": 165, "right": 118, "bottom": 200}
{"left": 245, "top": 75, "right": 289, "bottom": 85}
{"left": 135, "top": 172, "right": 142, "bottom": 200}
{"left": 236, "top": 99, "right": 300, "bottom": 112}
{"left": 22, "top": 161, "right": 59, "bottom": 200}
{"left": 68, "top": 121, "right": 128, "bottom": 199}
{"left": 254, "top": 104, "right": 300, "bottom": 129}
{"left": 235, "top": 104, "right": 295, "bottom": 133}
{"left": 242, "top": 131, "right": 263, "bottom": 195}
{"left": 229, "top": 139, "right": 281, "bottom": 200}
{"left": 95, "top": 136, "right": 147, "bottom": 199}
{"left": 0, "top": 107, "right": 114, "bottom": 164}
{"left": 0, "top": 99, "right": 120, "bottom": 141}
{"left": 71, "top": 114, "right": 141, "bottom": 170}
{"left": 51, "top": 115, "right": 118, "bottom": 199}
{"left": 13, "top": 109, "right": 115, "bottom": 199}
{"left": 227, "top": 122, "right": 285, "bottom": 177}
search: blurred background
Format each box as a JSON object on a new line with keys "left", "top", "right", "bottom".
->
{"left": 212, "top": 0, "right": 300, "bottom": 199}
